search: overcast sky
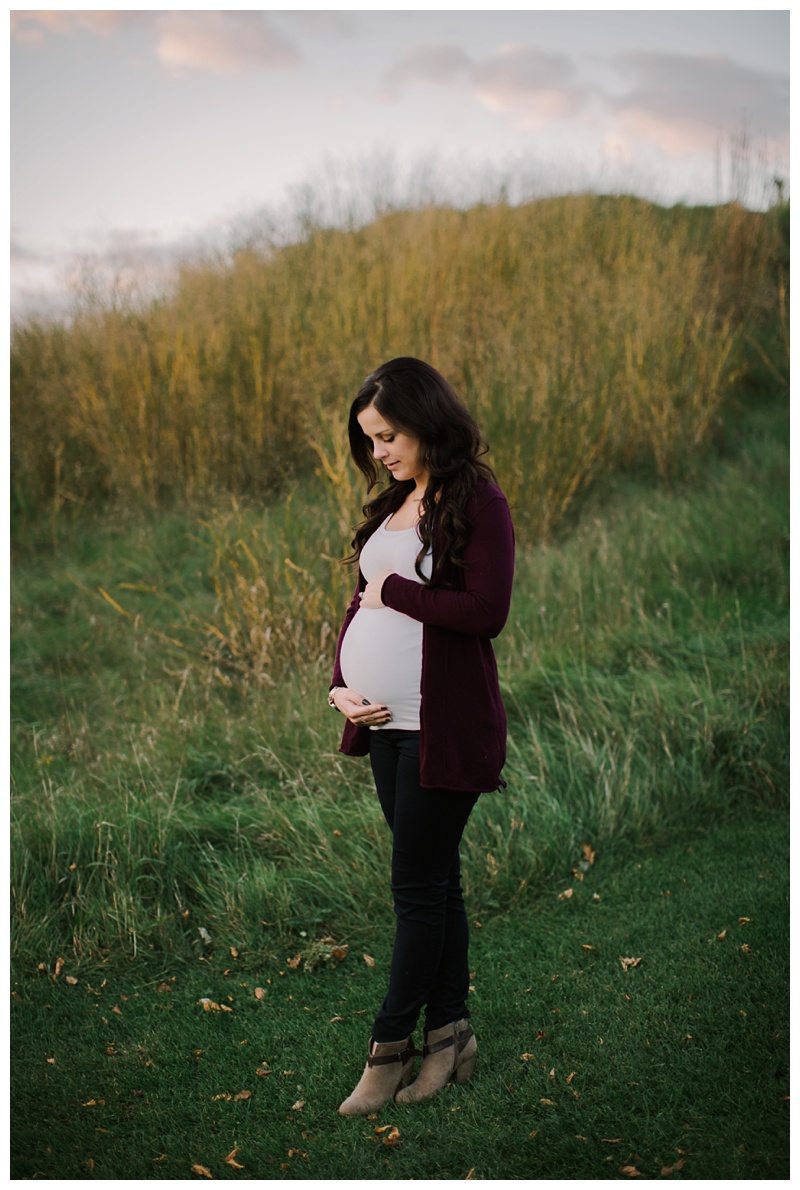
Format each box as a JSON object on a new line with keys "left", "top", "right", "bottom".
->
{"left": 10, "top": 7, "right": 790, "bottom": 319}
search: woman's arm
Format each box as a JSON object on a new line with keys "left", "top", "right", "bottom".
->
{"left": 371, "top": 491, "right": 514, "bottom": 638}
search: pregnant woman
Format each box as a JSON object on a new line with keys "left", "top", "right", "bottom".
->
{"left": 328, "top": 357, "right": 515, "bottom": 1115}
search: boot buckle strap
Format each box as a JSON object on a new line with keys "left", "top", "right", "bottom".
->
{"left": 423, "top": 1024, "right": 474, "bottom": 1058}
{"left": 367, "top": 1041, "right": 418, "bottom": 1068}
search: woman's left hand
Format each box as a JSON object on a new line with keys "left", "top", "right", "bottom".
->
{"left": 360, "top": 569, "right": 394, "bottom": 609}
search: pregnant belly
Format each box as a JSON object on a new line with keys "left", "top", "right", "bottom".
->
{"left": 339, "top": 607, "right": 422, "bottom": 711}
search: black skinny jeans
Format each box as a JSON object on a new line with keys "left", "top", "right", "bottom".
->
{"left": 369, "top": 729, "right": 480, "bottom": 1043}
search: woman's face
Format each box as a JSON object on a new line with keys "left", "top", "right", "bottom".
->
{"left": 357, "top": 403, "right": 429, "bottom": 489}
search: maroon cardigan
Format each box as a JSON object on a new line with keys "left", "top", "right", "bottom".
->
{"left": 330, "top": 480, "right": 515, "bottom": 792}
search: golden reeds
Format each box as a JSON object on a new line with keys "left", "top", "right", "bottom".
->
{"left": 11, "top": 194, "right": 783, "bottom": 543}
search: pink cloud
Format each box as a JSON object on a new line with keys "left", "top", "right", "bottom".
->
{"left": 611, "top": 51, "right": 788, "bottom": 145}
{"left": 615, "top": 108, "right": 717, "bottom": 158}
{"left": 154, "top": 12, "right": 299, "bottom": 76}
{"left": 385, "top": 42, "right": 586, "bottom": 127}
{"left": 10, "top": 11, "right": 145, "bottom": 42}
{"left": 10, "top": 10, "right": 300, "bottom": 76}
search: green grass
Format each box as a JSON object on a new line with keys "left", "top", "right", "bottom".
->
{"left": 10, "top": 398, "right": 789, "bottom": 1177}
{"left": 10, "top": 399, "right": 788, "bottom": 968}
{"left": 9, "top": 182, "right": 789, "bottom": 1178}
{"left": 11, "top": 806, "right": 788, "bottom": 1180}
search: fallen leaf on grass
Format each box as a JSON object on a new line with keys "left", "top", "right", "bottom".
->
{"left": 520, "top": 1053, "right": 535, "bottom": 1061}
{"left": 582, "top": 843, "right": 596, "bottom": 866}
{"left": 254, "top": 988, "right": 267, "bottom": 1001}
{"left": 65, "top": 976, "right": 78, "bottom": 986}
{"left": 566, "top": 1072, "right": 576, "bottom": 1084}
{"left": 157, "top": 982, "right": 172, "bottom": 993}
{"left": 225, "top": 1148, "right": 244, "bottom": 1170}
{"left": 287, "top": 955, "right": 302, "bottom": 969}
{"left": 330, "top": 1015, "right": 345, "bottom": 1023}
{"left": 233, "top": 1090, "right": 252, "bottom": 1101}
{"left": 660, "top": 1158, "right": 685, "bottom": 1176}
{"left": 291, "top": 1099, "right": 305, "bottom": 1111}
{"left": 539, "top": 1098, "right": 554, "bottom": 1106}
{"left": 213, "top": 1093, "right": 232, "bottom": 1101}
{"left": 717, "top": 930, "right": 727, "bottom": 941}
{"left": 363, "top": 954, "right": 376, "bottom": 969}
{"left": 465, "top": 1168, "right": 475, "bottom": 1179}
{"left": 741, "top": 944, "right": 753, "bottom": 954}
{"left": 738, "top": 917, "right": 752, "bottom": 926}
{"left": 602, "top": 1138, "right": 624, "bottom": 1143}
{"left": 230, "top": 947, "right": 239, "bottom": 959}
{"left": 113, "top": 1005, "right": 123, "bottom": 1015}
{"left": 581, "top": 945, "right": 595, "bottom": 951}
{"left": 191, "top": 1162, "right": 213, "bottom": 1178}
{"left": 198, "top": 998, "right": 233, "bottom": 1014}
{"left": 558, "top": 889, "right": 573, "bottom": 900}
{"left": 82, "top": 1099, "right": 106, "bottom": 1107}
{"left": 46, "top": 1057, "right": 56, "bottom": 1065}
{"left": 621, "top": 1166, "right": 643, "bottom": 1177}
{"left": 619, "top": 957, "right": 642, "bottom": 971}
{"left": 54, "top": 957, "right": 65, "bottom": 978}
{"left": 377, "top": 1125, "right": 401, "bottom": 1146}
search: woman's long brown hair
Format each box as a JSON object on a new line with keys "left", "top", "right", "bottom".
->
{"left": 345, "top": 358, "right": 496, "bottom": 587}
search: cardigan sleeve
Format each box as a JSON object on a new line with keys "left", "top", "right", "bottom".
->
{"left": 380, "top": 489, "right": 514, "bottom": 638}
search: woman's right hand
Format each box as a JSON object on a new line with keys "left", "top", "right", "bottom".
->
{"left": 331, "top": 687, "right": 392, "bottom": 727}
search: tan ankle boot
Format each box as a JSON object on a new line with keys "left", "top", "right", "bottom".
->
{"left": 395, "top": 1020, "right": 476, "bottom": 1104}
{"left": 337, "top": 1036, "right": 417, "bottom": 1116}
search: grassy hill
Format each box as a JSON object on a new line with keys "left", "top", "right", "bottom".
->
{"left": 11, "top": 194, "right": 787, "bottom": 538}
{"left": 10, "top": 189, "right": 789, "bottom": 1183}
{"left": 10, "top": 192, "right": 788, "bottom": 968}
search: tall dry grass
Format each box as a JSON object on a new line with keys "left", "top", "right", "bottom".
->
{"left": 11, "top": 195, "right": 786, "bottom": 543}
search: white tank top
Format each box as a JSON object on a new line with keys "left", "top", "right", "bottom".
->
{"left": 339, "top": 515, "right": 432, "bottom": 730}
